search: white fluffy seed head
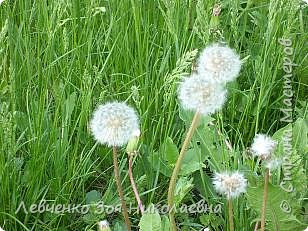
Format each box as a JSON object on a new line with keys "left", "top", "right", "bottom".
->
{"left": 213, "top": 172, "right": 247, "bottom": 199}
{"left": 98, "top": 220, "right": 111, "bottom": 231}
{"left": 264, "top": 158, "right": 282, "bottom": 171}
{"left": 178, "top": 74, "right": 227, "bottom": 115}
{"left": 251, "top": 134, "right": 277, "bottom": 160}
{"left": 197, "top": 43, "right": 241, "bottom": 84}
{"left": 90, "top": 102, "right": 139, "bottom": 147}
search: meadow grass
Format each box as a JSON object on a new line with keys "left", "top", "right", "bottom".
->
{"left": 0, "top": 0, "right": 307, "bottom": 230}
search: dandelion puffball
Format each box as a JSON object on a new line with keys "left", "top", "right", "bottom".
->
{"left": 90, "top": 102, "right": 139, "bottom": 147}
{"left": 264, "top": 158, "right": 282, "bottom": 171}
{"left": 197, "top": 43, "right": 241, "bottom": 84}
{"left": 98, "top": 220, "right": 111, "bottom": 231}
{"left": 251, "top": 134, "right": 277, "bottom": 160}
{"left": 213, "top": 172, "right": 247, "bottom": 199}
{"left": 178, "top": 74, "right": 227, "bottom": 115}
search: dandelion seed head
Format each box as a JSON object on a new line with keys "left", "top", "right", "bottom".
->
{"left": 132, "top": 129, "right": 141, "bottom": 137}
{"left": 251, "top": 134, "right": 277, "bottom": 160}
{"left": 213, "top": 172, "right": 247, "bottom": 199}
{"left": 197, "top": 43, "right": 241, "bottom": 84}
{"left": 90, "top": 102, "right": 139, "bottom": 147}
{"left": 98, "top": 220, "right": 111, "bottom": 231}
{"left": 178, "top": 74, "right": 227, "bottom": 115}
{"left": 264, "top": 158, "right": 282, "bottom": 170}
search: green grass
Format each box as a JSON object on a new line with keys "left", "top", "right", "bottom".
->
{"left": 0, "top": 0, "right": 307, "bottom": 230}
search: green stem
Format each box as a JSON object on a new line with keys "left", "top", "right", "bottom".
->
{"left": 228, "top": 199, "right": 234, "bottom": 231}
{"left": 261, "top": 168, "right": 269, "bottom": 231}
{"left": 167, "top": 112, "right": 201, "bottom": 231}
{"left": 112, "top": 146, "right": 131, "bottom": 231}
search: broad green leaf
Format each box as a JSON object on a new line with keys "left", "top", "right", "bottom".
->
{"left": 293, "top": 118, "right": 308, "bottom": 156}
{"left": 82, "top": 213, "right": 99, "bottom": 225}
{"left": 272, "top": 118, "right": 307, "bottom": 197}
{"left": 161, "top": 137, "right": 179, "bottom": 165}
{"left": 161, "top": 215, "right": 171, "bottom": 231}
{"left": 139, "top": 211, "right": 161, "bottom": 231}
{"left": 113, "top": 220, "right": 126, "bottom": 231}
{"left": 174, "top": 177, "right": 194, "bottom": 205}
{"left": 148, "top": 151, "right": 173, "bottom": 177}
{"left": 180, "top": 148, "right": 206, "bottom": 175}
{"left": 86, "top": 190, "right": 102, "bottom": 204}
{"left": 193, "top": 123, "right": 229, "bottom": 172}
{"left": 246, "top": 183, "right": 306, "bottom": 231}
{"left": 147, "top": 137, "right": 178, "bottom": 177}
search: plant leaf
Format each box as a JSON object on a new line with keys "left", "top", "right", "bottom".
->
{"left": 180, "top": 147, "right": 206, "bottom": 175}
{"left": 161, "top": 137, "right": 179, "bottom": 165}
{"left": 246, "top": 183, "right": 306, "bottom": 231}
{"left": 139, "top": 211, "right": 162, "bottom": 231}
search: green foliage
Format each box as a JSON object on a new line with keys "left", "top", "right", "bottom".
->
{"left": 86, "top": 190, "right": 102, "bottom": 204}
{"left": 82, "top": 190, "right": 105, "bottom": 225}
{"left": 139, "top": 210, "right": 162, "bottom": 231}
{"left": 148, "top": 136, "right": 208, "bottom": 177}
{"left": 247, "top": 183, "right": 306, "bottom": 231}
{"left": 174, "top": 177, "right": 194, "bottom": 206}
{"left": 139, "top": 211, "right": 171, "bottom": 231}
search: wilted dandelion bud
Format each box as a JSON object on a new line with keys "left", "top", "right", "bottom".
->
{"left": 251, "top": 134, "right": 277, "bottom": 160}
{"left": 98, "top": 220, "right": 111, "bottom": 231}
{"left": 178, "top": 73, "right": 226, "bottom": 115}
{"left": 90, "top": 102, "right": 139, "bottom": 147}
{"left": 197, "top": 43, "right": 241, "bottom": 84}
{"left": 126, "top": 129, "right": 141, "bottom": 154}
{"left": 213, "top": 172, "right": 247, "bottom": 199}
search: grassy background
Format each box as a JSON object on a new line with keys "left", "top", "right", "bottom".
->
{"left": 0, "top": 0, "right": 307, "bottom": 230}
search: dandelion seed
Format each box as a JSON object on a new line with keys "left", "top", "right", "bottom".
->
{"left": 197, "top": 43, "right": 241, "bottom": 84}
{"left": 213, "top": 172, "right": 247, "bottom": 199}
{"left": 251, "top": 134, "right": 277, "bottom": 160}
{"left": 90, "top": 102, "right": 139, "bottom": 147}
{"left": 178, "top": 73, "right": 226, "bottom": 115}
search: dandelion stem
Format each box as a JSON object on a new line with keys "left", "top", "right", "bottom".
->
{"left": 254, "top": 221, "right": 259, "bottom": 231}
{"left": 167, "top": 111, "right": 201, "bottom": 231}
{"left": 112, "top": 146, "right": 131, "bottom": 231}
{"left": 128, "top": 153, "right": 145, "bottom": 215}
{"left": 261, "top": 168, "right": 269, "bottom": 231}
{"left": 228, "top": 199, "right": 234, "bottom": 231}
